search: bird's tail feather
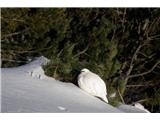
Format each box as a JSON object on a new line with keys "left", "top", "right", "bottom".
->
{"left": 96, "top": 96, "right": 108, "bottom": 103}
{"left": 102, "top": 97, "right": 108, "bottom": 103}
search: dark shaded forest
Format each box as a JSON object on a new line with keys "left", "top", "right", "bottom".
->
{"left": 1, "top": 8, "right": 160, "bottom": 112}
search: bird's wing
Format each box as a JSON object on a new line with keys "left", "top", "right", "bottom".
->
{"left": 78, "top": 73, "right": 97, "bottom": 96}
{"left": 92, "top": 76, "right": 107, "bottom": 97}
{"left": 82, "top": 72, "right": 107, "bottom": 96}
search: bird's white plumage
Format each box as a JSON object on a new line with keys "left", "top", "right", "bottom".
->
{"left": 78, "top": 68, "right": 108, "bottom": 103}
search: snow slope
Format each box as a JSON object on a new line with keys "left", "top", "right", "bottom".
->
{"left": 1, "top": 56, "right": 149, "bottom": 113}
{"left": 117, "top": 104, "right": 149, "bottom": 113}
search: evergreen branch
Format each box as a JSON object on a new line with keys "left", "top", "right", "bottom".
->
{"left": 128, "top": 60, "right": 160, "bottom": 78}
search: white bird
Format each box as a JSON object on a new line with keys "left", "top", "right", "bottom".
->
{"left": 78, "top": 68, "right": 108, "bottom": 103}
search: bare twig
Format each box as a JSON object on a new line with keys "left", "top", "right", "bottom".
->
{"left": 57, "top": 49, "right": 63, "bottom": 57}
{"left": 142, "top": 19, "right": 149, "bottom": 31}
{"left": 120, "top": 44, "right": 142, "bottom": 95}
{"left": 13, "top": 46, "right": 53, "bottom": 54}
{"left": 122, "top": 8, "right": 126, "bottom": 33}
{"left": 2, "top": 58, "right": 27, "bottom": 63}
{"left": 149, "top": 34, "right": 160, "bottom": 39}
{"left": 116, "top": 8, "right": 123, "bottom": 16}
{"left": 2, "top": 28, "right": 29, "bottom": 39}
{"left": 126, "top": 41, "right": 150, "bottom": 78}
{"left": 128, "top": 60, "right": 160, "bottom": 78}
{"left": 53, "top": 65, "right": 58, "bottom": 78}
{"left": 1, "top": 16, "right": 26, "bottom": 23}
{"left": 73, "top": 45, "right": 89, "bottom": 58}
{"left": 118, "top": 88, "right": 125, "bottom": 104}
{"left": 121, "top": 42, "right": 150, "bottom": 95}
{"left": 134, "top": 98, "right": 150, "bottom": 103}
{"left": 126, "top": 84, "right": 154, "bottom": 88}
{"left": 138, "top": 52, "right": 156, "bottom": 59}
{"left": 145, "top": 16, "right": 160, "bottom": 36}
{"left": 111, "top": 26, "right": 116, "bottom": 41}
{"left": 126, "top": 44, "right": 142, "bottom": 77}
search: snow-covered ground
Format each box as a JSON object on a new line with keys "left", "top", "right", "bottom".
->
{"left": 1, "top": 56, "right": 149, "bottom": 113}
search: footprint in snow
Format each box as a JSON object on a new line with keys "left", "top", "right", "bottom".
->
{"left": 28, "top": 66, "right": 46, "bottom": 80}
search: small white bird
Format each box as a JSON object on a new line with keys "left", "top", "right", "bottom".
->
{"left": 78, "top": 68, "right": 108, "bottom": 103}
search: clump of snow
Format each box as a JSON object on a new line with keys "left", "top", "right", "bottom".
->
{"left": 117, "top": 103, "right": 149, "bottom": 113}
{"left": 133, "top": 103, "right": 150, "bottom": 113}
{"left": 17, "top": 56, "right": 50, "bottom": 70}
{"left": 109, "top": 92, "right": 117, "bottom": 98}
{"left": 19, "top": 56, "right": 50, "bottom": 80}
{"left": 57, "top": 106, "right": 68, "bottom": 111}
{"left": 28, "top": 56, "right": 50, "bottom": 66}
{"left": 28, "top": 66, "right": 46, "bottom": 80}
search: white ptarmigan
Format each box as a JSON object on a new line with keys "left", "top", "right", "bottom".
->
{"left": 78, "top": 68, "right": 108, "bottom": 103}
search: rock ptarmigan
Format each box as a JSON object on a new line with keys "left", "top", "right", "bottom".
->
{"left": 78, "top": 68, "right": 108, "bottom": 103}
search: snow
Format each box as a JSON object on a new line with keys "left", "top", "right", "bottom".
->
{"left": 117, "top": 103, "right": 150, "bottom": 113}
{"left": 133, "top": 103, "right": 150, "bottom": 113}
{"left": 109, "top": 92, "right": 116, "bottom": 98}
{"left": 1, "top": 56, "right": 150, "bottom": 113}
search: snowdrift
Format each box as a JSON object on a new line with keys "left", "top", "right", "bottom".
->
{"left": 1, "top": 56, "right": 149, "bottom": 113}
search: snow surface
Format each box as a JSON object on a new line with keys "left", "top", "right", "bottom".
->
{"left": 117, "top": 104, "right": 149, "bottom": 113}
{"left": 133, "top": 103, "right": 150, "bottom": 113}
{"left": 1, "top": 56, "right": 149, "bottom": 113}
